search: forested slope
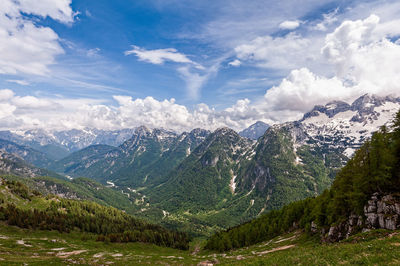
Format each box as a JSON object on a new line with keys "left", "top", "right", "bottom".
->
{"left": 205, "top": 110, "right": 400, "bottom": 251}
{"left": 0, "top": 177, "right": 189, "bottom": 250}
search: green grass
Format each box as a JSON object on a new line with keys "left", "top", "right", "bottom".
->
{"left": 0, "top": 223, "right": 399, "bottom": 265}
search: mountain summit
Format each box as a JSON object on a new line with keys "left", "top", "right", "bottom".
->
{"left": 239, "top": 121, "right": 270, "bottom": 140}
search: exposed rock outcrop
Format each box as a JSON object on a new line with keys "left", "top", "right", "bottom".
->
{"left": 364, "top": 193, "right": 400, "bottom": 230}
{"left": 317, "top": 192, "right": 400, "bottom": 242}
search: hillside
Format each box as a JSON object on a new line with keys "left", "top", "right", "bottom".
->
{"left": 205, "top": 109, "right": 400, "bottom": 251}
{"left": 0, "top": 139, "right": 54, "bottom": 169}
{"left": 0, "top": 177, "right": 189, "bottom": 250}
{"left": 0, "top": 150, "right": 62, "bottom": 179}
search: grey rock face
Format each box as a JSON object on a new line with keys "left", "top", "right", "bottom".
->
{"left": 321, "top": 192, "right": 400, "bottom": 242}
{"left": 365, "top": 193, "right": 400, "bottom": 230}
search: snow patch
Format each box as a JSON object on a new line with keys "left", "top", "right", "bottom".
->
{"left": 230, "top": 174, "right": 237, "bottom": 194}
{"left": 106, "top": 181, "right": 115, "bottom": 188}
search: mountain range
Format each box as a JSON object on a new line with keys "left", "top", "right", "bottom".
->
{"left": 0, "top": 128, "right": 137, "bottom": 159}
{"left": 0, "top": 94, "right": 399, "bottom": 234}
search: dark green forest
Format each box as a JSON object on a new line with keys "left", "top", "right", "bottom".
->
{"left": 0, "top": 179, "right": 189, "bottom": 250}
{"left": 205, "top": 110, "right": 400, "bottom": 252}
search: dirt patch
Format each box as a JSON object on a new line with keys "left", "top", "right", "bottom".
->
{"left": 56, "top": 250, "right": 87, "bottom": 258}
{"left": 274, "top": 235, "right": 297, "bottom": 244}
{"left": 192, "top": 245, "right": 201, "bottom": 255}
{"left": 197, "top": 259, "right": 219, "bottom": 266}
{"left": 160, "top": 255, "right": 183, "bottom": 259}
{"left": 51, "top": 247, "right": 66, "bottom": 251}
{"left": 257, "top": 244, "right": 296, "bottom": 255}
{"left": 16, "top": 240, "right": 32, "bottom": 247}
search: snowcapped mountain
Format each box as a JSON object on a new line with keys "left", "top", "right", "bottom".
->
{"left": 239, "top": 121, "right": 270, "bottom": 140}
{"left": 0, "top": 128, "right": 138, "bottom": 157}
{"left": 299, "top": 94, "right": 400, "bottom": 157}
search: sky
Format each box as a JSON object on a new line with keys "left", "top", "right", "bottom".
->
{"left": 1, "top": 0, "right": 400, "bottom": 132}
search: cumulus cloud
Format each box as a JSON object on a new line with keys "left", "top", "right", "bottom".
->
{"left": 0, "top": 0, "right": 74, "bottom": 76}
{"left": 279, "top": 20, "right": 301, "bottom": 30}
{"left": 0, "top": 89, "right": 14, "bottom": 101}
{"left": 255, "top": 14, "right": 400, "bottom": 122}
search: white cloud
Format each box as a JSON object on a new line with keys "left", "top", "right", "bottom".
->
{"left": 125, "top": 45, "right": 211, "bottom": 99}
{"left": 321, "top": 14, "right": 400, "bottom": 96}
{"left": 125, "top": 45, "right": 203, "bottom": 69}
{"left": 313, "top": 8, "right": 339, "bottom": 31}
{"left": 263, "top": 68, "right": 351, "bottom": 113}
{"left": 0, "top": 0, "right": 75, "bottom": 76}
{"left": 253, "top": 14, "right": 400, "bottom": 122}
{"left": 228, "top": 59, "right": 241, "bottom": 67}
{"left": 87, "top": 48, "right": 101, "bottom": 57}
{"left": 279, "top": 20, "right": 301, "bottom": 30}
{"left": 177, "top": 67, "right": 209, "bottom": 100}
{"left": 17, "top": 0, "right": 76, "bottom": 23}
{"left": 6, "top": 79, "right": 29, "bottom": 86}
{"left": 233, "top": 33, "right": 315, "bottom": 69}
{"left": 125, "top": 44, "right": 222, "bottom": 100}
{"left": 0, "top": 89, "right": 14, "bottom": 101}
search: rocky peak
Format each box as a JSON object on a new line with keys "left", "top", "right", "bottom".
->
{"left": 351, "top": 94, "right": 383, "bottom": 111}
{"left": 134, "top": 125, "right": 152, "bottom": 137}
{"left": 189, "top": 128, "right": 210, "bottom": 138}
{"left": 239, "top": 121, "right": 270, "bottom": 140}
{"left": 214, "top": 127, "right": 238, "bottom": 137}
{"left": 302, "top": 100, "right": 351, "bottom": 120}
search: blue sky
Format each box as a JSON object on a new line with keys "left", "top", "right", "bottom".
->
{"left": 1, "top": 0, "right": 400, "bottom": 131}
{"left": 0, "top": 0, "right": 355, "bottom": 104}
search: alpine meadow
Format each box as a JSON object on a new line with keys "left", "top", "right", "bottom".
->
{"left": 0, "top": 0, "right": 400, "bottom": 265}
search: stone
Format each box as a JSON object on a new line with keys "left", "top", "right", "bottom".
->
{"left": 366, "top": 213, "right": 379, "bottom": 228}
{"left": 366, "top": 204, "right": 377, "bottom": 213}
{"left": 378, "top": 214, "right": 385, "bottom": 228}
{"left": 384, "top": 215, "right": 398, "bottom": 230}
{"left": 377, "top": 201, "right": 385, "bottom": 214}
{"left": 311, "top": 221, "right": 318, "bottom": 233}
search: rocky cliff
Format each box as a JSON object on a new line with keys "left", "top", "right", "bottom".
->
{"left": 321, "top": 193, "right": 400, "bottom": 242}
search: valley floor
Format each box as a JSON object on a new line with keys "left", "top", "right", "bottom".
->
{"left": 0, "top": 223, "right": 399, "bottom": 265}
